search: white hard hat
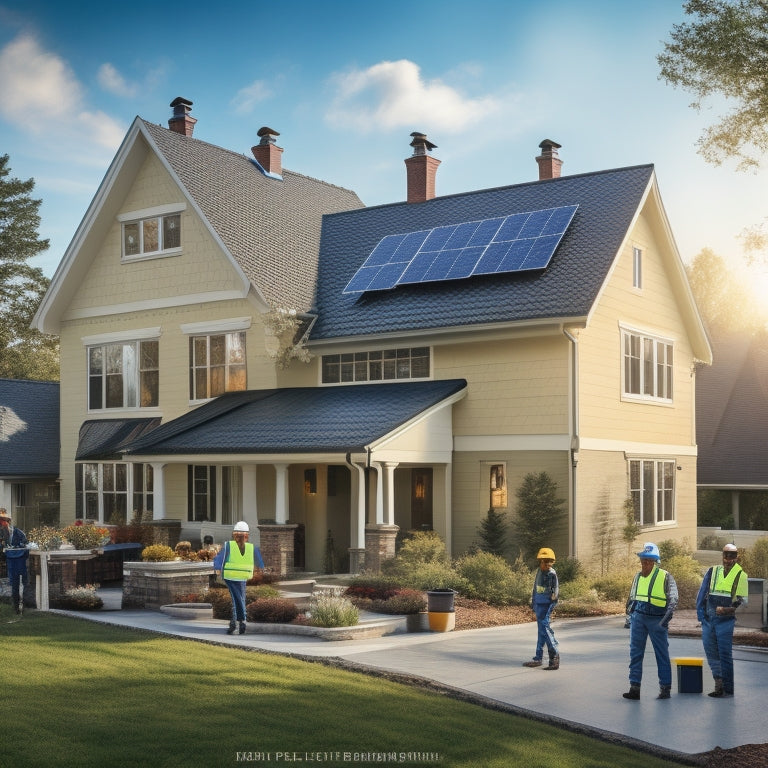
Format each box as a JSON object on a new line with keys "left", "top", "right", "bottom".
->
{"left": 637, "top": 542, "right": 660, "bottom": 561}
{"left": 233, "top": 521, "right": 249, "bottom": 533}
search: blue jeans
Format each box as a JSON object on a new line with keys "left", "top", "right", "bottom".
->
{"left": 533, "top": 602, "right": 558, "bottom": 660}
{"left": 702, "top": 616, "right": 735, "bottom": 694}
{"left": 6, "top": 557, "right": 28, "bottom": 606}
{"left": 225, "top": 580, "right": 247, "bottom": 624}
{"left": 628, "top": 611, "right": 671, "bottom": 686}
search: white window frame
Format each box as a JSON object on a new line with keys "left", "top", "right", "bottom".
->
{"left": 188, "top": 331, "right": 247, "bottom": 402}
{"left": 187, "top": 465, "right": 242, "bottom": 523}
{"left": 321, "top": 346, "right": 431, "bottom": 385}
{"left": 628, "top": 458, "right": 676, "bottom": 526}
{"left": 632, "top": 246, "right": 643, "bottom": 289}
{"left": 621, "top": 326, "right": 674, "bottom": 403}
{"left": 86, "top": 337, "right": 160, "bottom": 411}
{"left": 76, "top": 462, "right": 153, "bottom": 524}
{"left": 118, "top": 203, "right": 185, "bottom": 262}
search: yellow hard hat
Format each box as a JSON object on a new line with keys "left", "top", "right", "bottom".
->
{"left": 536, "top": 547, "right": 556, "bottom": 561}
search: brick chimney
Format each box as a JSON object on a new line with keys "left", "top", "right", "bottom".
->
{"left": 168, "top": 97, "right": 197, "bottom": 137}
{"left": 536, "top": 139, "right": 563, "bottom": 180}
{"left": 405, "top": 132, "right": 440, "bottom": 203}
{"left": 251, "top": 127, "right": 283, "bottom": 176}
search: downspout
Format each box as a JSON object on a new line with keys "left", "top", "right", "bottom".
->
{"left": 563, "top": 328, "right": 579, "bottom": 558}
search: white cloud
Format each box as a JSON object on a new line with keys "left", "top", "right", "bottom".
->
{"left": 0, "top": 34, "right": 125, "bottom": 152}
{"left": 231, "top": 80, "right": 272, "bottom": 114}
{"left": 326, "top": 59, "right": 500, "bottom": 134}
{"left": 97, "top": 62, "right": 138, "bottom": 97}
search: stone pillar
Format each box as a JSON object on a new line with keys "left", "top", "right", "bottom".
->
{"left": 257, "top": 523, "right": 298, "bottom": 577}
{"left": 347, "top": 547, "right": 366, "bottom": 574}
{"left": 364, "top": 524, "right": 399, "bottom": 574}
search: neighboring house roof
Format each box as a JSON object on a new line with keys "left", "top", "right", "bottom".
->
{"left": 311, "top": 164, "right": 704, "bottom": 345}
{"left": 696, "top": 332, "right": 768, "bottom": 488}
{"left": 33, "top": 118, "right": 363, "bottom": 334}
{"left": 0, "top": 379, "right": 59, "bottom": 478}
{"left": 122, "top": 380, "right": 467, "bottom": 456}
{"left": 76, "top": 418, "right": 162, "bottom": 461}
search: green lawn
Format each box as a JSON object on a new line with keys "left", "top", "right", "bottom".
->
{"left": 1, "top": 606, "right": 686, "bottom": 768}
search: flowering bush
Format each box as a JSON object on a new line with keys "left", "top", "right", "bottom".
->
{"left": 55, "top": 584, "right": 103, "bottom": 611}
{"left": 141, "top": 544, "right": 176, "bottom": 562}
{"left": 174, "top": 541, "right": 200, "bottom": 561}
{"left": 196, "top": 549, "right": 215, "bottom": 561}
{"left": 367, "top": 589, "right": 426, "bottom": 615}
{"left": 344, "top": 577, "right": 400, "bottom": 601}
{"left": 246, "top": 598, "right": 299, "bottom": 623}
{"left": 61, "top": 523, "right": 111, "bottom": 550}
{"left": 28, "top": 526, "right": 63, "bottom": 551}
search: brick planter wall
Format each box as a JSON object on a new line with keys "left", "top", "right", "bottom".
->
{"left": 122, "top": 561, "right": 213, "bottom": 609}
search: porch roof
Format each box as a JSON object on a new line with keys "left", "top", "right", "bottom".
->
{"left": 121, "top": 380, "right": 467, "bottom": 457}
{"left": 76, "top": 418, "right": 162, "bottom": 460}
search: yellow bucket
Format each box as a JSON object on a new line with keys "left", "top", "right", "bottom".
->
{"left": 428, "top": 611, "right": 455, "bottom": 632}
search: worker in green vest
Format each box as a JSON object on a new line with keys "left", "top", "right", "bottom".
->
{"left": 622, "top": 542, "right": 678, "bottom": 700}
{"left": 221, "top": 521, "right": 256, "bottom": 635}
{"left": 696, "top": 543, "right": 749, "bottom": 697}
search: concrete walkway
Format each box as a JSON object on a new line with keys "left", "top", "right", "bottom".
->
{"left": 53, "top": 590, "right": 768, "bottom": 762}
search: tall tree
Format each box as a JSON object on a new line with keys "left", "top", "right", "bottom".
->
{"left": 658, "top": 0, "right": 768, "bottom": 170}
{"left": 0, "top": 154, "right": 59, "bottom": 380}
{"left": 513, "top": 471, "right": 565, "bottom": 565}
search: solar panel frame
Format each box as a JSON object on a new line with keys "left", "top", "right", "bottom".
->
{"left": 342, "top": 204, "right": 578, "bottom": 294}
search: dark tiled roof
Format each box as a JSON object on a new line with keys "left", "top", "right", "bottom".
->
{"left": 76, "top": 418, "right": 162, "bottom": 460}
{"left": 123, "top": 380, "right": 467, "bottom": 455}
{"left": 0, "top": 379, "right": 59, "bottom": 477}
{"left": 311, "top": 165, "right": 655, "bottom": 339}
{"left": 141, "top": 120, "right": 363, "bottom": 312}
{"left": 696, "top": 333, "right": 768, "bottom": 487}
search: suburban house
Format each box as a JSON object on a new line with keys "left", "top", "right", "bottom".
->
{"left": 0, "top": 378, "right": 60, "bottom": 530}
{"left": 697, "top": 331, "right": 768, "bottom": 531}
{"left": 33, "top": 98, "right": 711, "bottom": 574}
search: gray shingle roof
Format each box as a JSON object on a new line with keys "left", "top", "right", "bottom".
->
{"left": 141, "top": 120, "right": 363, "bottom": 311}
{"left": 311, "top": 165, "right": 655, "bottom": 340}
{"left": 696, "top": 333, "right": 768, "bottom": 487}
{"left": 122, "top": 380, "right": 467, "bottom": 455}
{"left": 76, "top": 418, "right": 161, "bottom": 461}
{"left": 0, "top": 379, "right": 59, "bottom": 477}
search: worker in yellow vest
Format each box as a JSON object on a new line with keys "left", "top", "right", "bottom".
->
{"left": 622, "top": 542, "right": 678, "bottom": 700}
{"left": 220, "top": 521, "right": 256, "bottom": 635}
{"left": 696, "top": 543, "right": 749, "bottom": 697}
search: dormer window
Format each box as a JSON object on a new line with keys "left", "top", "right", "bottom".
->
{"left": 118, "top": 203, "right": 185, "bottom": 261}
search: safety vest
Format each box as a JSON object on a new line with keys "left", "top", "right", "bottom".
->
{"left": 222, "top": 541, "right": 254, "bottom": 582}
{"left": 709, "top": 563, "right": 747, "bottom": 601}
{"left": 633, "top": 566, "right": 669, "bottom": 608}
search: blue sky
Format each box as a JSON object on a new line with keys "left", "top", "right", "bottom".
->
{"left": 1, "top": 0, "right": 766, "bottom": 298}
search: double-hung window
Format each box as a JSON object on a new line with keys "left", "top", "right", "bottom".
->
{"left": 622, "top": 328, "right": 673, "bottom": 402}
{"left": 187, "top": 465, "right": 242, "bottom": 523}
{"left": 75, "top": 462, "right": 153, "bottom": 524}
{"left": 189, "top": 331, "right": 246, "bottom": 400}
{"left": 119, "top": 204, "right": 184, "bottom": 261}
{"left": 629, "top": 458, "right": 675, "bottom": 526}
{"left": 87, "top": 336, "right": 159, "bottom": 410}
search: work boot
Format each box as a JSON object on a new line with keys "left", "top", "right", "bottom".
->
{"left": 657, "top": 685, "right": 671, "bottom": 699}
{"left": 708, "top": 678, "right": 724, "bottom": 698}
{"left": 622, "top": 683, "right": 641, "bottom": 700}
{"left": 15, "top": 602, "right": 22, "bottom": 615}
{"left": 522, "top": 658, "right": 543, "bottom": 667}
{"left": 544, "top": 654, "right": 560, "bottom": 670}
{"left": 227, "top": 622, "right": 236, "bottom": 635}
{"left": 239, "top": 622, "right": 246, "bottom": 635}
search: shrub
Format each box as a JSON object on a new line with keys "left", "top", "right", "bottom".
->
{"left": 476, "top": 507, "right": 508, "bottom": 557}
{"left": 553, "top": 556, "right": 582, "bottom": 583}
{"left": 207, "top": 585, "right": 281, "bottom": 619}
{"left": 61, "top": 523, "right": 111, "bottom": 550}
{"left": 741, "top": 537, "right": 768, "bottom": 579}
{"left": 27, "top": 526, "right": 63, "bottom": 551}
{"left": 506, "top": 556, "right": 536, "bottom": 606}
{"left": 698, "top": 534, "right": 729, "bottom": 551}
{"left": 658, "top": 539, "right": 692, "bottom": 560}
{"left": 455, "top": 551, "right": 517, "bottom": 606}
{"left": 141, "top": 544, "right": 176, "bottom": 562}
{"left": 246, "top": 598, "right": 299, "bottom": 624}
{"left": 591, "top": 570, "right": 636, "bottom": 602}
{"left": 558, "top": 576, "right": 598, "bottom": 601}
{"left": 665, "top": 553, "right": 704, "bottom": 609}
{"left": 390, "top": 530, "right": 449, "bottom": 566}
{"left": 387, "top": 561, "right": 469, "bottom": 593}
{"left": 344, "top": 577, "right": 401, "bottom": 601}
{"left": 309, "top": 591, "right": 359, "bottom": 627}
{"left": 54, "top": 584, "right": 103, "bottom": 611}
{"left": 368, "top": 589, "right": 426, "bottom": 615}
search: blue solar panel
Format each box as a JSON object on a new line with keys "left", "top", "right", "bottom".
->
{"left": 343, "top": 204, "right": 578, "bottom": 294}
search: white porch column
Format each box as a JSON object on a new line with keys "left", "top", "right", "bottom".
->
{"left": 348, "top": 462, "right": 366, "bottom": 550}
{"left": 274, "top": 463, "right": 289, "bottom": 524}
{"left": 373, "top": 462, "right": 384, "bottom": 524}
{"left": 383, "top": 461, "right": 399, "bottom": 526}
{"left": 242, "top": 465, "right": 258, "bottom": 523}
{"left": 150, "top": 463, "right": 166, "bottom": 519}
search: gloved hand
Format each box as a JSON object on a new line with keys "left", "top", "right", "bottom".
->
{"left": 660, "top": 612, "right": 673, "bottom": 629}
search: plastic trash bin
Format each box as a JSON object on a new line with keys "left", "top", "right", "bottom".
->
{"left": 674, "top": 657, "right": 703, "bottom": 693}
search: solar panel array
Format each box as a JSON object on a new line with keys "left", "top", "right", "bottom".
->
{"left": 343, "top": 204, "right": 578, "bottom": 294}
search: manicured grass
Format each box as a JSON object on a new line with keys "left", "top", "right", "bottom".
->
{"left": 1, "top": 606, "right": 685, "bottom": 768}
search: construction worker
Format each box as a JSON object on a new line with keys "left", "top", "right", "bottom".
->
{"left": 0, "top": 509, "right": 29, "bottom": 614}
{"left": 522, "top": 547, "right": 560, "bottom": 670}
{"left": 623, "top": 542, "right": 678, "bottom": 700}
{"left": 696, "top": 543, "right": 749, "bottom": 697}
{"left": 218, "top": 521, "right": 256, "bottom": 635}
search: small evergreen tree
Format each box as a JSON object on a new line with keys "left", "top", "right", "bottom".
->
{"left": 592, "top": 489, "right": 616, "bottom": 575}
{"left": 621, "top": 496, "right": 642, "bottom": 565}
{"left": 514, "top": 471, "right": 565, "bottom": 564}
{"left": 477, "top": 507, "right": 508, "bottom": 557}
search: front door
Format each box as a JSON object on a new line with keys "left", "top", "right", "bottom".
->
{"left": 410, "top": 468, "right": 433, "bottom": 531}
